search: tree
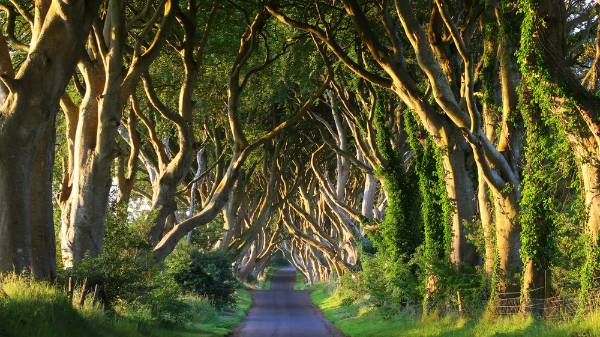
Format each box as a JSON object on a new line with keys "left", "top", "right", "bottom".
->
{"left": 58, "top": 0, "right": 173, "bottom": 268}
{"left": 0, "top": 0, "right": 101, "bottom": 278}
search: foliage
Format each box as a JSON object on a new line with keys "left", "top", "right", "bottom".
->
{"left": 579, "top": 234, "right": 600, "bottom": 312}
{"left": 371, "top": 95, "right": 420, "bottom": 253}
{"left": 294, "top": 270, "right": 308, "bottom": 291}
{"left": 358, "top": 94, "right": 424, "bottom": 307}
{"left": 0, "top": 274, "right": 97, "bottom": 337}
{"left": 270, "top": 251, "right": 290, "bottom": 268}
{"left": 0, "top": 273, "right": 252, "bottom": 337}
{"left": 58, "top": 206, "right": 239, "bottom": 324}
{"left": 404, "top": 109, "right": 455, "bottom": 310}
{"left": 186, "top": 217, "right": 226, "bottom": 253}
{"left": 360, "top": 252, "right": 421, "bottom": 309}
{"left": 168, "top": 247, "right": 238, "bottom": 308}
{"left": 519, "top": 86, "right": 584, "bottom": 291}
{"left": 62, "top": 206, "right": 155, "bottom": 302}
{"left": 517, "top": 0, "right": 591, "bottom": 302}
{"left": 310, "top": 282, "right": 600, "bottom": 337}
{"left": 371, "top": 101, "right": 422, "bottom": 258}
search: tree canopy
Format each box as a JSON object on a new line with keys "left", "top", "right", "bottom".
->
{"left": 0, "top": 0, "right": 599, "bottom": 318}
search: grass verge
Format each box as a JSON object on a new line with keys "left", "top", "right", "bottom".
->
{"left": 310, "top": 283, "right": 600, "bottom": 337}
{"left": 0, "top": 274, "right": 252, "bottom": 337}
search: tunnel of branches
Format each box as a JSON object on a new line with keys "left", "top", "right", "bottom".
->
{"left": 0, "top": 0, "right": 599, "bottom": 316}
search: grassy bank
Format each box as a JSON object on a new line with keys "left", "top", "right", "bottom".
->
{"left": 0, "top": 275, "right": 251, "bottom": 337}
{"left": 309, "top": 282, "right": 600, "bottom": 337}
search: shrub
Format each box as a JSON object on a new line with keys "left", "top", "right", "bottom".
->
{"left": 359, "top": 252, "right": 420, "bottom": 309}
{"left": 337, "top": 272, "right": 361, "bottom": 305}
{"left": 169, "top": 249, "right": 238, "bottom": 308}
{"left": 60, "top": 207, "right": 156, "bottom": 307}
{"left": 59, "top": 207, "right": 191, "bottom": 324}
{"left": 144, "top": 272, "right": 189, "bottom": 325}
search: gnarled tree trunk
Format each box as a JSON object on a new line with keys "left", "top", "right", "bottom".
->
{"left": 0, "top": 0, "right": 100, "bottom": 277}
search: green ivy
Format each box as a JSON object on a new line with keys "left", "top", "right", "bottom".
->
{"left": 405, "top": 111, "right": 451, "bottom": 268}
{"left": 517, "top": 0, "right": 591, "bottom": 306}
{"left": 580, "top": 234, "right": 600, "bottom": 311}
{"left": 369, "top": 95, "right": 422, "bottom": 261}
{"left": 518, "top": 89, "right": 558, "bottom": 284}
{"left": 404, "top": 110, "right": 453, "bottom": 311}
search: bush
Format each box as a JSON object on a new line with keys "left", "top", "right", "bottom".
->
{"left": 60, "top": 208, "right": 156, "bottom": 306}
{"left": 358, "top": 252, "right": 420, "bottom": 309}
{"left": 168, "top": 249, "right": 238, "bottom": 308}
{"left": 59, "top": 207, "right": 191, "bottom": 324}
{"left": 144, "top": 272, "right": 189, "bottom": 325}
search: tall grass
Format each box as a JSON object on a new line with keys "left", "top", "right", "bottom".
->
{"left": 0, "top": 274, "right": 251, "bottom": 337}
{"left": 0, "top": 274, "right": 98, "bottom": 337}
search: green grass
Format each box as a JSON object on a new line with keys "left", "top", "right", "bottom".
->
{"left": 310, "top": 283, "right": 600, "bottom": 337}
{"left": 174, "top": 288, "right": 252, "bottom": 337}
{"left": 0, "top": 274, "right": 252, "bottom": 337}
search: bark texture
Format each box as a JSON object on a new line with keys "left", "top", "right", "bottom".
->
{"left": 0, "top": 0, "right": 100, "bottom": 277}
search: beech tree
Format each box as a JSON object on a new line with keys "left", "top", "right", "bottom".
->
{"left": 518, "top": 0, "right": 600, "bottom": 310}
{"left": 56, "top": 0, "right": 175, "bottom": 268}
{"left": 266, "top": 0, "right": 522, "bottom": 297}
{"left": 0, "top": 0, "right": 101, "bottom": 278}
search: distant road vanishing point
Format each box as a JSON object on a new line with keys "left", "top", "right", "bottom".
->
{"left": 231, "top": 267, "right": 343, "bottom": 337}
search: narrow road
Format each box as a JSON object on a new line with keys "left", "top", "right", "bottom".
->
{"left": 231, "top": 266, "right": 343, "bottom": 337}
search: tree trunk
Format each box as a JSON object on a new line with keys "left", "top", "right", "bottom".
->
{"left": 0, "top": 0, "right": 100, "bottom": 275}
{"left": 61, "top": 65, "right": 107, "bottom": 267}
{"left": 440, "top": 133, "right": 479, "bottom": 266}
{"left": 581, "top": 160, "right": 600, "bottom": 244}
{"left": 237, "top": 242, "right": 258, "bottom": 282}
{"left": 521, "top": 0, "right": 600, "bottom": 300}
{"left": 521, "top": 258, "right": 546, "bottom": 316}
{"left": 61, "top": 54, "right": 123, "bottom": 267}
{"left": 216, "top": 171, "right": 246, "bottom": 251}
{"left": 186, "top": 148, "right": 207, "bottom": 243}
{"left": 148, "top": 177, "right": 181, "bottom": 244}
{"left": 0, "top": 141, "right": 33, "bottom": 273}
{"left": 579, "top": 156, "right": 600, "bottom": 292}
{"left": 62, "top": 0, "right": 172, "bottom": 266}
{"left": 493, "top": 192, "right": 521, "bottom": 294}
{"left": 477, "top": 168, "right": 495, "bottom": 278}
{"left": 361, "top": 172, "right": 377, "bottom": 219}
{"left": 30, "top": 116, "right": 57, "bottom": 279}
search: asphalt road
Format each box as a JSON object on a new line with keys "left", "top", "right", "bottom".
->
{"left": 231, "top": 266, "right": 343, "bottom": 337}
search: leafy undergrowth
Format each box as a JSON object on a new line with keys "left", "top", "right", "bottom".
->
{"left": 0, "top": 275, "right": 251, "bottom": 337}
{"left": 310, "top": 283, "right": 600, "bottom": 337}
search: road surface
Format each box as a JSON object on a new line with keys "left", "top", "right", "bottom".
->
{"left": 231, "top": 266, "right": 343, "bottom": 337}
